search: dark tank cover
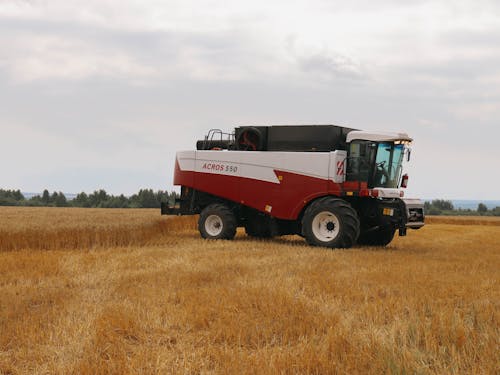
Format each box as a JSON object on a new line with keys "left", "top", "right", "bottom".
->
{"left": 234, "top": 125, "right": 358, "bottom": 152}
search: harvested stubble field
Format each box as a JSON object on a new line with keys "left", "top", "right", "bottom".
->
{"left": 0, "top": 207, "right": 498, "bottom": 374}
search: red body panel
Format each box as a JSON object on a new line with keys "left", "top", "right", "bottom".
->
{"left": 175, "top": 162, "right": 343, "bottom": 220}
{"left": 174, "top": 159, "right": 193, "bottom": 187}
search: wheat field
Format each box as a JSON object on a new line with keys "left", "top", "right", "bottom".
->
{"left": 0, "top": 207, "right": 498, "bottom": 374}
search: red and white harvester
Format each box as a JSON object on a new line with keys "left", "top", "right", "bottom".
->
{"left": 161, "top": 125, "right": 424, "bottom": 248}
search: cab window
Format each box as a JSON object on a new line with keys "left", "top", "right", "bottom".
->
{"left": 346, "top": 141, "right": 375, "bottom": 182}
{"left": 373, "top": 143, "right": 404, "bottom": 188}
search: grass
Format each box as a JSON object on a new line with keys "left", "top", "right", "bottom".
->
{"left": 0, "top": 207, "right": 498, "bottom": 374}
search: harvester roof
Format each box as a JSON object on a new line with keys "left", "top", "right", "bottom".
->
{"left": 346, "top": 131, "right": 413, "bottom": 143}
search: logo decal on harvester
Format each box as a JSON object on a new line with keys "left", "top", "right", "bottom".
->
{"left": 336, "top": 160, "right": 345, "bottom": 176}
{"left": 201, "top": 163, "right": 238, "bottom": 174}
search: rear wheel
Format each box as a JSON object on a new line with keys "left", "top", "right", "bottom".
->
{"left": 357, "top": 225, "right": 396, "bottom": 247}
{"left": 302, "top": 197, "right": 359, "bottom": 248}
{"left": 198, "top": 203, "right": 237, "bottom": 240}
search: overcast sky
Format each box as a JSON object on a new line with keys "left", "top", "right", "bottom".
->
{"left": 1, "top": 0, "right": 499, "bottom": 199}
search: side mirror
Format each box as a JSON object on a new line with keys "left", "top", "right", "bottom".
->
{"left": 406, "top": 148, "right": 411, "bottom": 162}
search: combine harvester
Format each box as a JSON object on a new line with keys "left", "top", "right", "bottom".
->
{"left": 162, "top": 125, "right": 424, "bottom": 248}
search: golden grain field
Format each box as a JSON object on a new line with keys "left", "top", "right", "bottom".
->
{"left": 0, "top": 207, "right": 499, "bottom": 374}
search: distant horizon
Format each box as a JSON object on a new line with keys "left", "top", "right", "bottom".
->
{"left": 17, "top": 190, "right": 500, "bottom": 200}
{"left": 16, "top": 190, "right": 500, "bottom": 209}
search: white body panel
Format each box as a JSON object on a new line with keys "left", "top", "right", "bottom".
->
{"left": 176, "top": 150, "right": 347, "bottom": 184}
{"left": 346, "top": 131, "right": 412, "bottom": 143}
{"left": 374, "top": 188, "right": 403, "bottom": 198}
{"left": 176, "top": 150, "right": 196, "bottom": 171}
{"left": 329, "top": 150, "right": 347, "bottom": 183}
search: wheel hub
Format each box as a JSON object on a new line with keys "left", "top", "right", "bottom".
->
{"left": 312, "top": 211, "right": 341, "bottom": 242}
{"left": 326, "top": 221, "right": 335, "bottom": 231}
{"left": 205, "top": 215, "right": 223, "bottom": 236}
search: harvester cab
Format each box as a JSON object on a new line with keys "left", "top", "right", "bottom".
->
{"left": 345, "top": 131, "right": 413, "bottom": 193}
{"left": 162, "top": 124, "right": 424, "bottom": 248}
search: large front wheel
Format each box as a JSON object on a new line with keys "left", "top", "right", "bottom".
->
{"left": 302, "top": 197, "right": 359, "bottom": 248}
{"left": 198, "top": 203, "right": 237, "bottom": 240}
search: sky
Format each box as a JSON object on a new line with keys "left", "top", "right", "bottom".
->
{"left": 1, "top": 0, "right": 499, "bottom": 199}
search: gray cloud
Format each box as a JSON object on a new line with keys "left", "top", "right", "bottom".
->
{"left": 0, "top": 13, "right": 267, "bottom": 83}
{"left": 297, "top": 53, "right": 365, "bottom": 81}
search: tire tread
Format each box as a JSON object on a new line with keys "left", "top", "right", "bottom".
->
{"left": 302, "top": 197, "right": 360, "bottom": 248}
{"left": 198, "top": 203, "right": 237, "bottom": 240}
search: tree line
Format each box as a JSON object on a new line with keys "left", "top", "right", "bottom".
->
{"left": 424, "top": 199, "right": 500, "bottom": 216}
{"left": 0, "top": 189, "right": 178, "bottom": 208}
{"left": 1, "top": 189, "right": 499, "bottom": 215}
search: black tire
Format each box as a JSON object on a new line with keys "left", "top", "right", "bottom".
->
{"left": 357, "top": 225, "right": 396, "bottom": 247}
{"left": 301, "top": 197, "right": 359, "bottom": 248}
{"left": 198, "top": 203, "right": 237, "bottom": 240}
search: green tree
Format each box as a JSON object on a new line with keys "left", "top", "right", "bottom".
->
{"left": 50, "top": 191, "right": 59, "bottom": 205}
{"left": 431, "top": 199, "right": 454, "bottom": 211}
{"left": 28, "top": 194, "right": 43, "bottom": 206}
{"left": 54, "top": 192, "right": 68, "bottom": 207}
{"left": 427, "top": 207, "right": 442, "bottom": 215}
{"left": 0, "top": 189, "right": 20, "bottom": 206}
{"left": 41, "top": 189, "right": 50, "bottom": 205}
{"left": 88, "top": 190, "right": 109, "bottom": 207}
{"left": 102, "top": 194, "right": 130, "bottom": 208}
{"left": 424, "top": 201, "right": 431, "bottom": 211}
{"left": 477, "top": 203, "right": 488, "bottom": 213}
{"left": 0, "top": 187, "right": 181, "bottom": 209}
{"left": 12, "top": 190, "right": 24, "bottom": 201}
{"left": 131, "top": 189, "right": 159, "bottom": 208}
{"left": 72, "top": 192, "right": 90, "bottom": 207}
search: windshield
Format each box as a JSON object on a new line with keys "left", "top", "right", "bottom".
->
{"left": 346, "top": 141, "right": 406, "bottom": 188}
{"left": 373, "top": 143, "right": 404, "bottom": 188}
